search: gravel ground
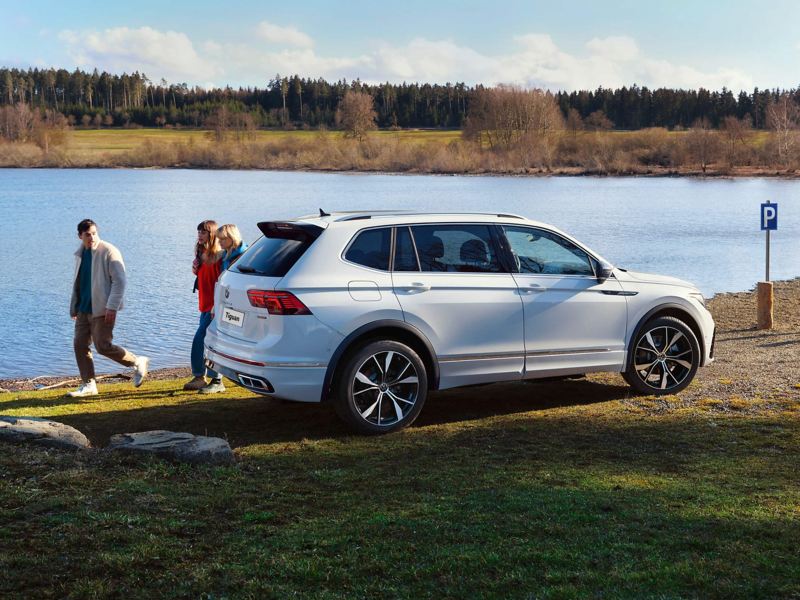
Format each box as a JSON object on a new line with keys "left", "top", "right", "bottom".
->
{"left": 2, "top": 279, "right": 799, "bottom": 400}
{"left": 680, "top": 278, "right": 800, "bottom": 403}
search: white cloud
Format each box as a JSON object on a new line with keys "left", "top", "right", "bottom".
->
{"left": 374, "top": 38, "right": 496, "bottom": 82}
{"left": 54, "top": 25, "right": 753, "bottom": 92}
{"left": 256, "top": 21, "right": 313, "bottom": 48}
{"left": 202, "top": 42, "right": 372, "bottom": 84}
{"left": 58, "top": 26, "right": 220, "bottom": 83}
{"left": 585, "top": 36, "right": 639, "bottom": 61}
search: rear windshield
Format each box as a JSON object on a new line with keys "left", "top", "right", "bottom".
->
{"left": 232, "top": 235, "right": 314, "bottom": 277}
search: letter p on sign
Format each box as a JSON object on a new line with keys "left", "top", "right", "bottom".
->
{"left": 761, "top": 202, "right": 778, "bottom": 230}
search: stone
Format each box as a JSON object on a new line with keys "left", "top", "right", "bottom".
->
{"left": 106, "top": 430, "right": 235, "bottom": 465}
{"left": 0, "top": 416, "right": 91, "bottom": 450}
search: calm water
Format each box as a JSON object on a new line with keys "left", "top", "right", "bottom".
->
{"left": 0, "top": 169, "right": 798, "bottom": 379}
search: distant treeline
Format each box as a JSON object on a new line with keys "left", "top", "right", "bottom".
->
{"left": 1, "top": 66, "right": 800, "bottom": 131}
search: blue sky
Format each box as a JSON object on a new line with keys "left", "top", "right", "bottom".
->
{"left": 2, "top": 0, "right": 799, "bottom": 91}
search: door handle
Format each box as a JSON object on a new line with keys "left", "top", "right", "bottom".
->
{"left": 520, "top": 283, "right": 544, "bottom": 295}
{"left": 398, "top": 282, "right": 431, "bottom": 293}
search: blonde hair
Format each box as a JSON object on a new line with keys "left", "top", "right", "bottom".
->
{"left": 217, "top": 224, "right": 242, "bottom": 258}
{"left": 196, "top": 220, "right": 221, "bottom": 262}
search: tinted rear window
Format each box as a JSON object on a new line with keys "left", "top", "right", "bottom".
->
{"left": 411, "top": 224, "right": 503, "bottom": 273}
{"left": 345, "top": 228, "right": 391, "bottom": 271}
{"left": 232, "top": 236, "right": 313, "bottom": 277}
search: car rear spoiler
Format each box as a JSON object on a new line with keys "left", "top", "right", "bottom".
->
{"left": 257, "top": 221, "right": 324, "bottom": 242}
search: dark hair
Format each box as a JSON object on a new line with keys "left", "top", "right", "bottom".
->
{"left": 197, "top": 220, "right": 217, "bottom": 232}
{"left": 77, "top": 219, "right": 97, "bottom": 235}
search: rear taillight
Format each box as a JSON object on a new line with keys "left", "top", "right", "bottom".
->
{"left": 247, "top": 290, "right": 311, "bottom": 315}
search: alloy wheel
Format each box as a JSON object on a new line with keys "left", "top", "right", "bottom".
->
{"left": 632, "top": 325, "right": 695, "bottom": 391}
{"left": 351, "top": 350, "right": 420, "bottom": 427}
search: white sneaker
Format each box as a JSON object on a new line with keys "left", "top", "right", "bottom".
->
{"left": 133, "top": 356, "right": 150, "bottom": 387}
{"left": 68, "top": 380, "right": 98, "bottom": 397}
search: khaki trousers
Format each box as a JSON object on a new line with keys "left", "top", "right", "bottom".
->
{"left": 73, "top": 312, "right": 137, "bottom": 382}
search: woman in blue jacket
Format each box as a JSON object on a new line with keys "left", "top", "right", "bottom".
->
{"left": 217, "top": 224, "right": 248, "bottom": 271}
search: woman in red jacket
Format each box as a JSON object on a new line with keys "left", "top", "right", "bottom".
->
{"left": 184, "top": 220, "right": 224, "bottom": 393}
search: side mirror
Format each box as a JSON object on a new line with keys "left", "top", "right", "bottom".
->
{"left": 596, "top": 263, "right": 614, "bottom": 283}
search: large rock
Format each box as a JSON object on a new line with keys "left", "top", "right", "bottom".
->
{"left": 107, "top": 430, "right": 235, "bottom": 465}
{"left": 0, "top": 416, "right": 91, "bottom": 450}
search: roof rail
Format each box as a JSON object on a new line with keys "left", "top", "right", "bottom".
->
{"left": 331, "top": 211, "right": 528, "bottom": 222}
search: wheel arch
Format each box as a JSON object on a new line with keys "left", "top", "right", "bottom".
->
{"left": 320, "top": 320, "right": 440, "bottom": 402}
{"left": 627, "top": 304, "right": 705, "bottom": 369}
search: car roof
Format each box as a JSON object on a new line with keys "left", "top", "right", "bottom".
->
{"left": 290, "top": 210, "right": 554, "bottom": 229}
{"left": 271, "top": 211, "right": 611, "bottom": 266}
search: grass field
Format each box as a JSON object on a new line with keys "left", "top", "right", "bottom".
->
{"left": 66, "top": 128, "right": 462, "bottom": 155}
{"left": 1, "top": 373, "right": 798, "bottom": 598}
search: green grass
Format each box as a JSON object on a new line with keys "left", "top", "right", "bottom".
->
{"left": 1, "top": 377, "right": 799, "bottom": 598}
{"left": 67, "top": 128, "right": 462, "bottom": 155}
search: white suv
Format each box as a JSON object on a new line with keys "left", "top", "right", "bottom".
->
{"left": 205, "top": 212, "right": 715, "bottom": 433}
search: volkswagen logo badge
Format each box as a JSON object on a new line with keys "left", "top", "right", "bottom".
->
{"left": 224, "top": 287, "right": 230, "bottom": 299}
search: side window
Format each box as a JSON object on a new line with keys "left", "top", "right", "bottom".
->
{"left": 503, "top": 226, "right": 594, "bottom": 276}
{"left": 394, "top": 227, "right": 419, "bottom": 271}
{"left": 345, "top": 227, "right": 391, "bottom": 271}
{"left": 410, "top": 225, "right": 502, "bottom": 273}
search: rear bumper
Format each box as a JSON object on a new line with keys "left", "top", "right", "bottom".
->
{"left": 205, "top": 346, "right": 327, "bottom": 403}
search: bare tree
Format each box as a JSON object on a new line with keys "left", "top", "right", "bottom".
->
{"left": 204, "top": 106, "right": 257, "bottom": 142}
{"left": 684, "top": 118, "right": 721, "bottom": 173}
{"left": 0, "top": 103, "right": 39, "bottom": 141}
{"left": 463, "top": 85, "right": 563, "bottom": 150}
{"left": 32, "top": 109, "right": 69, "bottom": 154}
{"left": 584, "top": 110, "right": 613, "bottom": 131}
{"left": 566, "top": 108, "right": 584, "bottom": 136}
{"left": 204, "top": 105, "right": 230, "bottom": 141}
{"left": 720, "top": 115, "right": 752, "bottom": 167}
{"left": 766, "top": 93, "right": 800, "bottom": 164}
{"left": 339, "top": 90, "right": 377, "bottom": 141}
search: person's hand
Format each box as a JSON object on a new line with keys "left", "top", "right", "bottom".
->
{"left": 71, "top": 316, "right": 76, "bottom": 321}
{"left": 104, "top": 309, "right": 117, "bottom": 326}
{"left": 192, "top": 257, "right": 200, "bottom": 275}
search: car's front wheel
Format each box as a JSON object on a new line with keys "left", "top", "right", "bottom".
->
{"left": 623, "top": 316, "right": 700, "bottom": 395}
{"left": 333, "top": 340, "right": 428, "bottom": 434}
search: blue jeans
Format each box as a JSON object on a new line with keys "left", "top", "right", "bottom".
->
{"left": 191, "top": 311, "right": 218, "bottom": 378}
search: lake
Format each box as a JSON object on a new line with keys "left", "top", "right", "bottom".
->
{"left": 0, "top": 169, "right": 798, "bottom": 379}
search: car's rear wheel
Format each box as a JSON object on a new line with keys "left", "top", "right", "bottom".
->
{"left": 623, "top": 316, "right": 700, "bottom": 395}
{"left": 333, "top": 340, "right": 428, "bottom": 434}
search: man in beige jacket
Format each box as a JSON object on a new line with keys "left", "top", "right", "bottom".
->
{"left": 68, "top": 219, "right": 149, "bottom": 397}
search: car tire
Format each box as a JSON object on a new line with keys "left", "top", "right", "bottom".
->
{"left": 333, "top": 340, "right": 428, "bottom": 434}
{"left": 623, "top": 316, "right": 700, "bottom": 395}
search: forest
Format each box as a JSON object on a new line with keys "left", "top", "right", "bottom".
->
{"left": 1, "top": 66, "right": 798, "bottom": 131}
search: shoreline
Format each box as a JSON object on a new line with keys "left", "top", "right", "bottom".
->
{"left": 1, "top": 163, "right": 799, "bottom": 179}
{"left": 3, "top": 278, "right": 798, "bottom": 394}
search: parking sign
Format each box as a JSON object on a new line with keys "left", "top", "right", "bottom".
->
{"left": 761, "top": 202, "right": 778, "bottom": 230}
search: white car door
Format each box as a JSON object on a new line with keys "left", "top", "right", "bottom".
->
{"left": 501, "top": 225, "right": 629, "bottom": 377}
{"left": 392, "top": 224, "right": 525, "bottom": 389}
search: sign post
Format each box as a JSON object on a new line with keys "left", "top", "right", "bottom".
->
{"left": 758, "top": 201, "right": 778, "bottom": 329}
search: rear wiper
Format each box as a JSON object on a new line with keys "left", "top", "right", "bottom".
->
{"left": 236, "top": 266, "right": 259, "bottom": 273}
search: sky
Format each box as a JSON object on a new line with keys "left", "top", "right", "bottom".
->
{"left": 1, "top": 0, "right": 799, "bottom": 92}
